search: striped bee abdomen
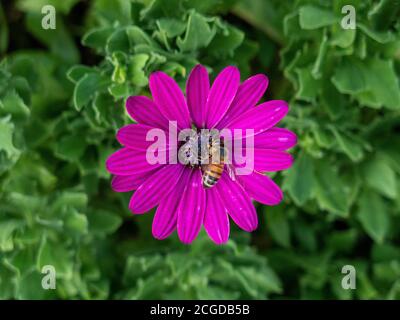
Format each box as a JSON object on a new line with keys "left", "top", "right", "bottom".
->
{"left": 202, "top": 164, "right": 224, "bottom": 188}
{"left": 201, "top": 145, "right": 226, "bottom": 189}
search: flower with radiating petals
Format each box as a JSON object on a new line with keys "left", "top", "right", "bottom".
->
{"left": 106, "top": 65, "right": 296, "bottom": 244}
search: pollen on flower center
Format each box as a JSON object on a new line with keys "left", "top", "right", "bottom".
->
{"left": 177, "top": 130, "right": 223, "bottom": 167}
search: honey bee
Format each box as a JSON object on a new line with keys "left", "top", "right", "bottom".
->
{"left": 178, "top": 130, "right": 233, "bottom": 189}
{"left": 201, "top": 137, "right": 227, "bottom": 189}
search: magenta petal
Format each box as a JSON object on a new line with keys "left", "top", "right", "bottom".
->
{"left": 215, "top": 173, "right": 258, "bottom": 232}
{"left": 126, "top": 96, "right": 169, "bottom": 130}
{"left": 117, "top": 124, "right": 169, "bottom": 151}
{"left": 237, "top": 171, "right": 283, "bottom": 205}
{"left": 254, "top": 128, "right": 297, "bottom": 150}
{"left": 129, "top": 164, "right": 185, "bottom": 214}
{"left": 111, "top": 169, "right": 159, "bottom": 192}
{"left": 216, "top": 74, "right": 268, "bottom": 129}
{"left": 186, "top": 65, "right": 209, "bottom": 128}
{"left": 149, "top": 71, "right": 191, "bottom": 130}
{"left": 204, "top": 187, "right": 229, "bottom": 244}
{"left": 106, "top": 148, "right": 162, "bottom": 176}
{"left": 224, "top": 100, "right": 289, "bottom": 136}
{"left": 152, "top": 168, "right": 192, "bottom": 240}
{"left": 205, "top": 66, "right": 240, "bottom": 128}
{"left": 254, "top": 149, "right": 294, "bottom": 172}
{"left": 229, "top": 128, "right": 297, "bottom": 157}
{"left": 177, "top": 169, "right": 206, "bottom": 244}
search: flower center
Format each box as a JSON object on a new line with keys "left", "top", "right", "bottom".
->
{"left": 178, "top": 130, "right": 223, "bottom": 167}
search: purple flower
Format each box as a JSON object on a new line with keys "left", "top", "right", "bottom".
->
{"left": 106, "top": 65, "right": 296, "bottom": 244}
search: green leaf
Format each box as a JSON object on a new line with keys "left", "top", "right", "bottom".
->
{"left": 266, "top": 205, "right": 291, "bottom": 248}
{"left": 5, "top": 192, "right": 43, "bottom": 213}
{"left": 51, "top": 192, "right": 88, "bottom": 213}
{"left": 0, "top": 91, "right": 30, "bottom": 120}
{"left": 0, "top": 220, "right": 24, "bottom": 251}
{"left": 299, "top": 5, "right": 338, "bottom": 30}
{"left": 330, "top": 24, "right": 355, "bottom": 48}
{"left": 238, "top": 265, "right": 282, "bottom": 295}
{"left": 177, "top": 11, "right": 216, "bottom": 52}
{"left": 332, "top": 58, "right": 400, "bottom": 109}
{"left": 372, "top": 243, "right": 400, "bottom": 262}
{"left": 284, "top": 151, "right": 315, "bottom": 206}
{"left": 292, "top": 221, "right": 317, "bottom": 252}
{"left": 327, "top": 229, "right": 358, "bottom": 254}
{"left": 382, "top": 145, "right": 400, "bottom": 175}
{"left": 82, "top": 27, "right": 115, "bottom": 51}
{"left": 37, "top": 239, "right": 74, "bottom": 279}
{"left": 126, "top": 26, "right": 156, "bottom": 48}
{"left": 357, "top": 191, "right": 389, "bottom": 243}
{"left": 207, "top": 25, "right": 244, "bottom": 57}
{"left": 295, "top": 67, "right": 320, "bottom": 101}
{"left": 311, "top": 31, "right": 328, "bottom": 79}
{"left": 363, "top": 156, "right": 397, "bottom": 199}
{"left": 329, "top": 127, "right": 364, "bottom": 162}
{"left": 4, "top": 156, "right": 57, "bottom": 192}
{"left": 358, "top": 58, "right": 400, "bottom": 110}
{"left": 314, "top": 162, "right": 349, "bottom": 217}
{"left": 321, "top": 81, "right": 345, "bottom": 119}
{"left": 358, "top": 23, "right": 394, "bottom": 44}
{"left": 65, "top": 209, "right": 88, "bottom": 235}
{"left": 156, "top": 18, "right": 186, "bottom": 38}
{"left": 161, "top": 62, "right": 186, "bottom": 78}
{"left": 55, "top": 134, "right": 87, "bottom": 162}
{"left": 16, "top": 270, "right": 57, "bottom": 299}
{"left": 91, "top": 0, "right": 132, "bottom": 25}
{"left": 110, "top": 52, "right": 127, "bottom": 84}
{"left": 140, "top": 0, "right": 184, "bottom": 20}
{"left": 331, "top": 59, "right": 366, "bottom": 94}
{"left": 129, "top": 54, "right": 149, "bottom": 87}
{"left": 106, "top": 28, "right": 130, "bottom": 54}
{"left": 108, "top": 83, "right": 130, "bottom": 99}
{"left": 66, "top": 65, "right": 96, "bottom": 83}
{"left": 312, "top": 125, "right": 335, "bottom": 148}
{"left": 0, "top": 116, "right": 20, "bottom": 160}
{"left": 88, "top": 210, "right": 122, "bottom": 235}
{"left": 73, "top": 73, "right": 109, "bottom": 111}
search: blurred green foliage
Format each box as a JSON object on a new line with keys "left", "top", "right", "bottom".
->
{"left": 0, "top": 0, "right": 400, "bottom": 299}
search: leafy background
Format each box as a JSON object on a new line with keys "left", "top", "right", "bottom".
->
{"left": 1, "top": 0, "right": 400, "bottom": 299}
